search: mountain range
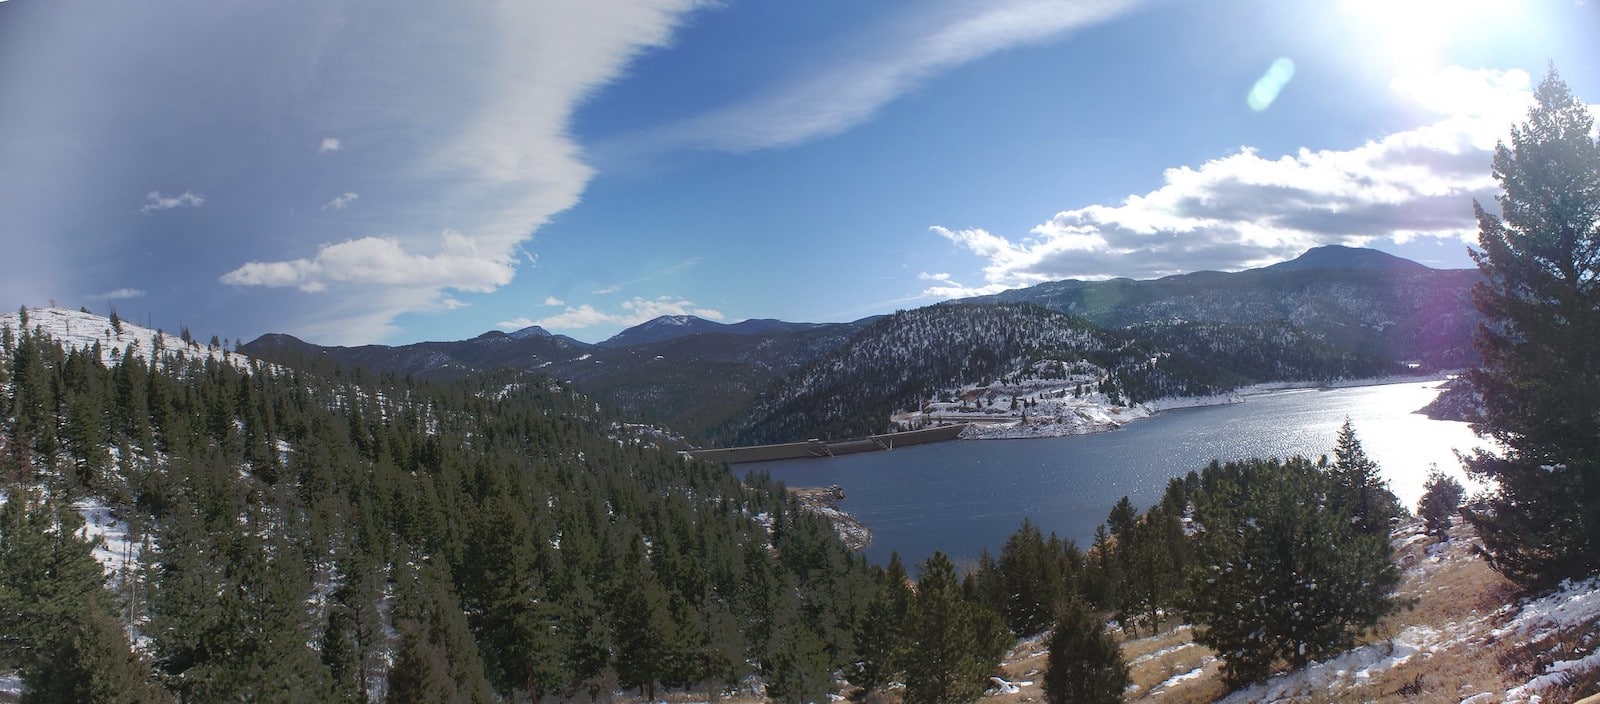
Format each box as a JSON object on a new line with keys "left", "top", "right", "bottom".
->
{"left": 240, "top": 245, "right": 1483, "bottom": 445}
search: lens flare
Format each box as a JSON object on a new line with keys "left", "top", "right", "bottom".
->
{"left": 1248, "top": 57, "right": 1296, "bottom": 111}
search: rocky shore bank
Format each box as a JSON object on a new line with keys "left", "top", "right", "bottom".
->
{"left": 789, "top": 485, "right": 871, "bottom": 551}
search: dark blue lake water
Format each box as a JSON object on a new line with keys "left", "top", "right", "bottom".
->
{"left": 738, "top": 380, "right": 1485, "bottom": 566}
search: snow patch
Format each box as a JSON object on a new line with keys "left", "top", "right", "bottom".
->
{"left": 74, "top": 497, "right": 141, "bottom": 585}
{"left": 0, "top": 306, "right": 256, "bottom": 372}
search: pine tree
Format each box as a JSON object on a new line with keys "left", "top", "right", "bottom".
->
{"left": 764, "top": 625, "right": 832, "bottom": 704}
{"left": 1043, "top": 598, "right": 1128, "bottom": 704}
{"left": 387, "top": 620, "right": 463, "bottom": 704}
{"left": 845, "top": 579, "right": 902, "bottom": 695}
{"left": 996, "top": 518, "right": 1063, "bottom": 636}
{"left": 388, "top": 558, "right": 494, "bottom": 704}
{"left": 1418, "top": 469, "right": 1466, "bottom": 539}
{"left": 21, "top": 598, "right": 169, "bottom": 704}
{"left": 1465, "top": 67, "right": 1600, "bottom": 589}
{"left": 1183, "top": 457, "right": 1401, "bottom": 689}
{"left": 0, "top": 486, "right": 114, "bottom": 675}
{"left": 1120, "top": 505, "right": 1183, "bottom": 635}
{"left": 1330, "top": 419, "right": 1401, "bottom": 536}
{"left": 902, "top": 552, "right": 1006, "bottom": 704}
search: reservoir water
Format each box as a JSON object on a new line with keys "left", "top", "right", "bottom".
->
{"left": 738, "top": 380, "right": 1486, "bottom": 566}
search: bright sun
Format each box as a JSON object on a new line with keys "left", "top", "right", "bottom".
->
{"left": 1339, "top": 0, "right": 1522, "bottom": 76}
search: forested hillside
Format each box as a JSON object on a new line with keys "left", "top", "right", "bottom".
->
{"left": 243, "top": 319, "right": 867, "bottom": 444}
{"left": 718, "top": 303, "right": 1404, "bottom": 446}
{"left": 967, "top": 245, "right": 1481, "bottom": 370}
{"left": 0, "top": 307, "right": 876, "bottom": 702}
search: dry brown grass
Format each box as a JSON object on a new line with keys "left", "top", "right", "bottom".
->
{"left": 789, "top": 519, "right": 1591, "bottom": 704}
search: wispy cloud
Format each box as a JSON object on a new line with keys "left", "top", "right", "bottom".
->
{"left": 601, "top": 0, "right": 1142, "bottom": 158}
{"left": 140, "top": 191, "right": 204, "bottom": 213}
{"left": 543, "top": 296, "right": 565, "bottom": 306}
{"left": 586, "top": 257, "right": 704, "bottom": 296}
{"left": 916, "top": 271, "right": 1012, "bottom": 299}
{"left": 520, "top": 295, "right": 725, "bottom": 331}
{"left": 321, "top": 192, "right": 359, "bottom": 210}
{"left": 926, "top": 66, "right": 1537, "bottom": 296}
{"left": 94, "top": 288, "right": 146, "bottom": 301}
{"left": 318, "top": 137, "right": 341, "bottom": 153}
{"left": 220, "top": 1, "right": 703, "bottom": 341}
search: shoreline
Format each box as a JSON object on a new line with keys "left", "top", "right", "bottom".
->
{"left": 788, "top": 485, "right": 871, "bottom": 551}
{"left": 954, "top": 373, "right": 1455, "bottom": 441}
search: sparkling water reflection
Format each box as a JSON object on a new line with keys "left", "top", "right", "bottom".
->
{"left": 738, "top": 380, "right": 1486, "bottom": 566}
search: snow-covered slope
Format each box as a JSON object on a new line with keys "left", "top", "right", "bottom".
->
{"left": 0, "top": 306, "right": 252, "bottom": 371}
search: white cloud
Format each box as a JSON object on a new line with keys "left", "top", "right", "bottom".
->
{"left": 221, "top": 1, "right": 703, "bottom": 337}
{"left": 220, "top": 230, "right": 515, "bottom": 294}
{"left": 321, "top": 192, "right": 359, "bottom": 210}
{"left": 592, "top": 286, "right": 621, "bottom": 295}
{"left": 916, "top": 271, "right": 1013, "bottom": 299}
{"left": 531, "top": 296, "right": 725, "bottom": 331}
{"left": 543, "top": 296, "right": 565, "bottom": 306}
{"left": 139, "top": 191, "right": 204, "bottom": 212}
{"left": 318, "top": 137, "right": 341, "bottom": 152}
{"left": 94, "top": 288, "right": 146, "bottom": 301}
{"left": 621, "top": 296, "right": 724, "bottom": 321}
{"left": 602, "top": 0, "right": 1143, "bottom": 156}
{"left": 495, "top": 316, "right": 539, "bottom": 330}
{"left": 532, "top": 304, "right": 616, "bottom": 330}
{"left": 927, "top": 65, "right": 1537, "bottom": 295}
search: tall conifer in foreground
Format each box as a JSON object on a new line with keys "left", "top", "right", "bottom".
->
{"left": 1183, "top": 456, "right": 1401, "bottom": 689}
{"left": 1043, "top": 598, "right": 1128, "bottom": 704}
{"left": 902, "top": 552, "right": 1006, "bottom": 704}
{"left": 1330, "top": 419, "right": 1401, "bottom": 536}
{"left": 1465, "top": 67, "right": 1600, "bottom": 589}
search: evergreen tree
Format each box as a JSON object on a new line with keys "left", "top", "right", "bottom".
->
{"left": 387, "top": 620, "right": 462, "bottom": 704}
{"left": 996, "top": 519, "right": 1063, "bottom": 636}
{"left": 1119, "top": 505, "right": 1184, "bottom": 635}
{"left": 1330, "top": 419, "right": 1401, "bottom": 536}
{"left": 613, "top": 550, "right": 679, "bottom": 700}
{"left": 1183, "top": 456, "right": 1401, "bottom": 689}
{"left": 0, "top": 485, "right": 114, "bottom": 675}
{"left": 1465, "top": 67, "right": 1600, "bottom": 589}
{"left": 1418, "top": 469, "right": 1466, "bottom": 539}
{"left": 764, "top": 625, "right": 833, "bottom": 704}
{"left": 902, "top": 552, "right": 1006, "bottom": 704}
{"left": 388, "top": 559, "right": 494, "bottom": 704}
{"left": 845, "top": 580, "right": 902, "bottom": 696}
{"left": 557, "top": 575, "right": 616, "bottom": 701}
{"left": 21, "top": 599, "right": 169, "bottom": 704}
{"left": 459, "top": 496, "right": 565, "bottom": 703}
{"left": 1043, "top": 598, "right": 1128, "bottom": 704}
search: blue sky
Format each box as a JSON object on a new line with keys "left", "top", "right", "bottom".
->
{"left": 1, "top": 0, "right": 1595, "bottom": 345}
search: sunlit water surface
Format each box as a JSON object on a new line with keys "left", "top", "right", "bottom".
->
{"left": 738, "top": 380, "right": 1487, "bottom": 566}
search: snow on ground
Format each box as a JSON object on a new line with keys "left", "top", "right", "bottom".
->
{"left": 0, "top": 306, "right": 251, "bottom": 371}
{"left": 0, "top": 491, "right": 140, "bottom": 589}
{"left": 1500, "top": 574, "right": 1600, "bottom": 702}
{"left": 889, "top": 357, "right": 1254, "bottom": 441}
{"left": 1150, "top": 659, "right": 1215, "bottom": 695}
{"left": 74, "top": 497, "right": 142, "bottom": 590}
{"left": 1216, "top": 521, "right": 1600, "bottom": 704}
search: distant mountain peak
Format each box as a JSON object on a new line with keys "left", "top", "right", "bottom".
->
{"left": 601, "top": 315, "right": 721, "bottom": 347}
{"left": 600, "top": 315, "right": 828, "bottom": 348}
{"left": 508, "top": 325, "right": 551, "bottom": 339}
{"left": 650, "top": 315, "right": 698, "bottom": 327}
{"left": 1265, "top": 245, "right": 1429, "bottom": 273}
